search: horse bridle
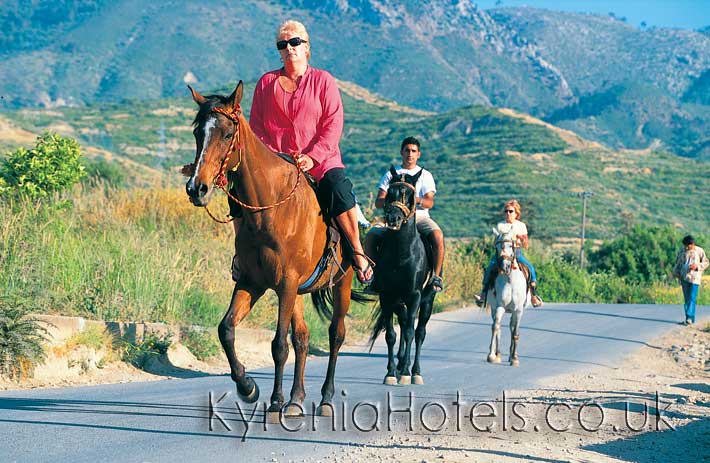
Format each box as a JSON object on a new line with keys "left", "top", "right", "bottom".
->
{"left": 496, "top": 237, "right": 519, "bottom": 274}
{"left": 386, "top": 180, "right": 417, "bottom": 224}
{"left": 201, "top": 104, "right": 303, "bottom": 222}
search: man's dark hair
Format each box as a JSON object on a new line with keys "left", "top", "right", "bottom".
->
{"left": 400, "top": 136, "right": 421, "bottom": 151}
{"left": 682, "top": 235, "right": 695, "bottom": 246}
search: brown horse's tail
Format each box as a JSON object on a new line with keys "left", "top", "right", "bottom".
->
{"left": 311, "top": 287, "right": 376, "bottom": 322}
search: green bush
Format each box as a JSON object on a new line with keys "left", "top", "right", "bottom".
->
{"left": 121, "top": 332, "right": 172, "bottom": 369}
{"left": 0, "top": 303, "right": 49, "bottom": 380}
{"left": 0, "top": 132, "right": 86, "bottom": 200}
{"left": 589, "top": 225, "right": 681, "bottom": 283}
{"left": 181, "top": 328, "right": 221, "bottom": 361}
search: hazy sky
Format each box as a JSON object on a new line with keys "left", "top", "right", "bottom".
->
{"left": 476, "top": 0, "right": 709, "bottom": 30}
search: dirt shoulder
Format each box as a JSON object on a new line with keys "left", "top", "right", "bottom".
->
{"left": 322, "top": 322, "right": 710, "bottom": 463}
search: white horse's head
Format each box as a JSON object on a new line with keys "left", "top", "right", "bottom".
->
{"left": 493, "top": 226, "right": 516, "bottom": 275}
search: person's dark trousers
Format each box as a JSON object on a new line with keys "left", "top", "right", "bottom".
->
{"left": 681, "top": 280, "right": 699, "bottom": 323}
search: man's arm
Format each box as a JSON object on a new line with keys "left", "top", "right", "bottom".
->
{"left": 417, "top": 191, "right": 435, "bottom": 209}
{"left": 374, "top": 189, "right": 387, "bottom": 209}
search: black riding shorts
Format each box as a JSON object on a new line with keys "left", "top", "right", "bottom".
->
{"left": 317, "top": 168, "right": 356, "bottom": 218}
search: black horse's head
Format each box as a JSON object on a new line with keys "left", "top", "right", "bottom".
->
{"left": 384, "top": 166, "right": 422, "bottom": 230}
{"left": 184, "top": 81, "right": 244, "bottom": 207}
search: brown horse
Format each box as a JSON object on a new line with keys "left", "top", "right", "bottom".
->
{"left": 184, "top": 81, "right": 360, "bottom": 417}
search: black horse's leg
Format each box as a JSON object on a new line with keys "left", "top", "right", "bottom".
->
{"left": 285, "top": 296, "right": 309, "bottom": 416}
{"left": 218, "top": 285, "right": 265, "bottom": 402}
{"left": 381, "top": 294, "right": 398, "bottom": 385}
{"left": 318, "top": 270, "right": 352, "bottom": 416}
{"left": 394, "top": 301, "right": 407, "bottom": 375}
{"left": 412, "top": 291, "right": 434, "bottom": 384}
{"left": 269, "top": 286, "right": 298, "bottom": 414}
{"left": 397, "top": 292, "right": 422, "bottom": 384}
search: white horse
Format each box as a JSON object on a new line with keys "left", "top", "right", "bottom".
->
{"left": 485, "top": 227, "right": 529, "bottom": 366}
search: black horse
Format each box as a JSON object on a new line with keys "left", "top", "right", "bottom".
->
{"left": 369, "top": 167, "right": 436, "bottom": 385}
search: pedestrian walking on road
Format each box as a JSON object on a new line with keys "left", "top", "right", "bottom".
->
{"left": 672, "top": 235, "right": 709, "bottom": 325}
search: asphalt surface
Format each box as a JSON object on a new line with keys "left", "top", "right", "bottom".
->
{"left": 0, "top": 303, "right": 704, "bottom": 462}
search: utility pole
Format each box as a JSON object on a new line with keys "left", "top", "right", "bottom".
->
{"left": 578, "top": 191, "right": 594, "bottom": 268}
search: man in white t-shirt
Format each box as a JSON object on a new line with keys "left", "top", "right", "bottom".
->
{"left": 364, "top": 136, "right": 445, "bottom": 291}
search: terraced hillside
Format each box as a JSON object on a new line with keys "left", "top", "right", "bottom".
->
{"left": 2, "top": 81, "right": 708, "bottom": 240}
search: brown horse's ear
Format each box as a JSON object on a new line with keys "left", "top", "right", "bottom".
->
{"left": 181, "top": 163, "right": 195, "bottom": 177}
{"left": 389, "top": 165, "right": 398, "bottom": 179}
{"left": 228, "top": 80, "right": 244, "bottom": 111}
{"left": 188, "top": 85, "right": 206, "bottom": 105}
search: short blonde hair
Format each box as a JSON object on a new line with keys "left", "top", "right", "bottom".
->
{"left": 503, "top": 199, "right": 522, "bottom": 220}
{"left": 276, "top": 20, "right": 311, "bottom": 59}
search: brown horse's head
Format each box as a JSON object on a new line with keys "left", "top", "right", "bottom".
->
{"left": 184, "top": 81, "right": 244, "bottom": 207}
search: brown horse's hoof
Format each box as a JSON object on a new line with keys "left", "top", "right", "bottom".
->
{"left": 413, "top": 375, "right": 424, "bottom": 385}
{"left": 510, "top": 358, "right": 520, "bottom": 367}
{"left": 383, "top": 376, "right": 397, "bottom": 385}
{"left": 398, "top": 375, "right": 411, "bottom": 385}
{"left": 237, "top": 380, "right": 259, "bottom": 403}
{"left": 283, "top": 403, "right": 305, "bottom": 418}
{"left": 316, "top": 403, "right": 334, "bottom": 417}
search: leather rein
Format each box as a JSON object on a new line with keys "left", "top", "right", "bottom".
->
{"left": 203, "top": 105, "right": 302, "bottom": 223}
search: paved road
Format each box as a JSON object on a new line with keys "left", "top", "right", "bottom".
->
{"left": 0, "top": 303, "right": 705, "bottom": 462}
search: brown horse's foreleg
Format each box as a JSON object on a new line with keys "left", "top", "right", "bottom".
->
{"left": 219, "top": 285, "right": 265, "bottom": 402}
{"left": 284, "top": 296, "right": 309, "bottom": 416}
{"left": 269, "top": 287, "right": 298, "bottom": 413}
{"left": 318, "top": 271, "right": 352, "bottom": 415}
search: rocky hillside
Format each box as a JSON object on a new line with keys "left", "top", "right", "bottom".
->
{"left": 0, "top": 0, "right": 708, "bottom": 158}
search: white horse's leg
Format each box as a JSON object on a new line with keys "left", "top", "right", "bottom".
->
{"left": 487, "top": 305, "right": 504, "bottom": 363}
{"left": 509, "top": 308, "right": 523, "bottom": 366}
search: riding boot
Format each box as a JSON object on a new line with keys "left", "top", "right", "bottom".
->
{"left": 530, "top": 282, "right": 543, "bottom": 307}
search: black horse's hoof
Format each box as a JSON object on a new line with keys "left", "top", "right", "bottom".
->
{"left": 237, "top": 377, "right": 259, "bottom": 403}
{"left": 316, "top": 402, "right": 334, "bottom": 417}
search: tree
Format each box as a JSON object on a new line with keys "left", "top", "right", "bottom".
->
{"left": 0, "top": 132, "right": 86, "bottom": 200}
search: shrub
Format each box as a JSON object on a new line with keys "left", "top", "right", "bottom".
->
{"left": 0, "top": 132, "right": 86, "bottom": 200}
{"left": 589, "top": 225, "right": 680, "bottom": 283}
{"left": 121, "top": 332, "right": 172, "bottom": 369}
{"left": 0, "top": 304, "right": 49, "bottom": 380}
{"left": 181, "top": 328, "right": 221, "bottom": 361}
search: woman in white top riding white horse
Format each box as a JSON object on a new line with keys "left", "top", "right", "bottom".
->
{"left": 475, "top": 199, "right": 543, "bottom": 307}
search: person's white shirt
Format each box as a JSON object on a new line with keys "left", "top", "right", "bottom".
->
{"left": 378, "top": 166, "right": 436, "bottom": 218}
{"left": 496, "top": 220, "right": 527, "bottom": 245}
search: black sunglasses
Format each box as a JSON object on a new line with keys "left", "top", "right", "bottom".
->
{"left": 276, "top": 37, "right": 307, "bottom": 50}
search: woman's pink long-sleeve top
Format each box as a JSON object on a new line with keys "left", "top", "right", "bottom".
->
{"left": 249, "top": 66, "right": 345, "bottom": 182}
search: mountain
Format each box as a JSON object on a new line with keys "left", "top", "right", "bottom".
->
{"left": 3, "top": 80, "right": 708, "bottom": 240}
{"left": 0, "top": 1, "right": 708, "bottom": 158}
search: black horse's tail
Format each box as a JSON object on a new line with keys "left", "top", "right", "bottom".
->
{"left": 368, "top": 301, "right": 386, "bottom": 352}
{"left": 310, "top": 286, "right": 376, "bottom": 322}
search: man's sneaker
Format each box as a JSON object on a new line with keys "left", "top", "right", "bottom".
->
{"left": 474, "top": 293, "right": 486, "bottom": 307}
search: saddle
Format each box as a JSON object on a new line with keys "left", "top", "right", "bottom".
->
{"left": 485, "top": 257, "right": 533, "bottom": 295}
